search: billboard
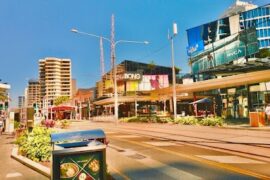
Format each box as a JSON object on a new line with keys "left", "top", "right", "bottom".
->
{"left": 187, "top": 17, "right": 231, "bottom": 56}
{"left": 191, "top": 27, "right": 259, "bottom": 73}
{"left": 138, "top": 75, "right": 169, "bottom": 91}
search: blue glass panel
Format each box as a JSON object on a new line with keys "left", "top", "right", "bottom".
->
{"left": 262, "top": 40, "right": 265, "bottom": 47}
{"left": 263, "top": 18, "right": 267, "bottom": 27}
{"left": 262, "top": 8, "right": 266, "bottom": 16}
{"left": 260, "top": 29, "right": 263, "bottom": 37}
{"left": 267, "top": 8, "right": 270, "bottom": 15}
{"left": 254, "top": 9, "right": 258, "bottom": 17}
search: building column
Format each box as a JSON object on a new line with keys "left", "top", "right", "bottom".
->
{"left": 169, "top": 98, "right": 173, "bottom": 114}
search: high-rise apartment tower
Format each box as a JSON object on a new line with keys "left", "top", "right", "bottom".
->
{"left": 39, "top": 57, "right": 72, "bottom": 103}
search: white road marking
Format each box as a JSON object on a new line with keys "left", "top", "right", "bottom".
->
{"left": 6, "top": 172, "right": 23, "bottom": 178}
{"left": 196, "top": 155, "right": 266, "bottom": 164}
{"left": 110, "top": 146, "right": 201, "bottom": 179}
{"left": 143, "top": 141, "right": 180, "bottom": 147}
{"left": 114, "top": 135, "right": 141, "bottom": 138}
{"left": 105, "top": 131, "right": 117, "bottom": 134}
{"left": 137, "top": 156, "right": 201, "bottom": 179}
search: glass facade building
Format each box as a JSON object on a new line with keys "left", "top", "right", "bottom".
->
{"left": 187, "top": 4, "right": 270, "bottom": 75}
{"left": 240, "top": 4, "right": 270, "bottom": 48}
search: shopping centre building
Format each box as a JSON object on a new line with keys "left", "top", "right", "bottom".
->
{"left": 93, "top": 60, "right": 179, "bottom": 117}
{"left": 93, "top": 2, "right": 270, "bottom": 120}
{"left": 184, "top": 2, "right": 270, "bottom": 119}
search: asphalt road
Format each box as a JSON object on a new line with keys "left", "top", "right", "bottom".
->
{"left": 1, "top": 120, "right": 269, "bottom": 180}
{"left": 69, "top": 121, "right": 270, "bottom": 180}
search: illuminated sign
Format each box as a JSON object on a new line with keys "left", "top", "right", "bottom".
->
{"left": 124, "top": 73, "right": 141, "bottom": 80}
{"left": 118, "top": 72, "right": 142, "bottom": 81}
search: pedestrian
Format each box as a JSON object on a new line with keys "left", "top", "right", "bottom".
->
{"left": 265, "top": 104, "right": 270, "bottom": 125}
{"left": 0, "top": 117, "right": 3, "bottom": 135}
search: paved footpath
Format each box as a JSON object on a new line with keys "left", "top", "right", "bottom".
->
{"left": 0, "top": 133, "right": 48, "bottom": 180}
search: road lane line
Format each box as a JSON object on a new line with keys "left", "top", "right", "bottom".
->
{"left": 136, "top": 157, "right": 201, "bottom": 179}
{"left": 196, "top": 155, "right": 266, "bottom": 164}
{"left": 114, "top": 135, "right": 141, "bottom": 138}
{"left": 113, "top": 136, "right": 270, "bottom": 180}
{"left": 108, "top": 146, "right": 201, "bottom": 179}
{"left": 6, "top": 172, "right": 22, "bottom": 178}
{"left": 143, "top": 141, "right": 181, "bottom": 147}
{"left": 109, "top": 165, "right": 131, "bottom": 180}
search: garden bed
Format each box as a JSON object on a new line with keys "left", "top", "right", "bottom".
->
{"left": 120, "top": 116, "right": 225, "bottom": 126}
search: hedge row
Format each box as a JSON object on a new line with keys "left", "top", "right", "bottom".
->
{"left": 119, "top": 116, "right": 224, "bottom": 126}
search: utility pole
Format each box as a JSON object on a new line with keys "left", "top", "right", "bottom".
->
{"left": 169, "top": 23, "right": 178, "bottom": 120}
{"left": 111, "top": 14, "right": 118, "bottom": 121}
{"left": 100, "top": 37, "right": 105, "bottom": 76}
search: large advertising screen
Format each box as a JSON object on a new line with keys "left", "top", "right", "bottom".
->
{"left": 191, "top": 27, "right": 258, "bottom": 73}
{"left": 187, "top": 14, "right": 259, "bottom": 74}
{"left": 138, "top": 75, "right": 169, "bottom": 91}
{"left": 187, "top": 17, "right": 231, "bottom": 56}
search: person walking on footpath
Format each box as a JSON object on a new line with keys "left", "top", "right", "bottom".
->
{"left": 265, "top": 104, "right": 270, "bottom": 125}
{"left": 0, "top": 117, "right": 3, "bottom": 135}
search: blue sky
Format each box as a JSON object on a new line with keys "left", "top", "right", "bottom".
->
{"left": 0, "top": 0, "right": 268, "bottom": 107}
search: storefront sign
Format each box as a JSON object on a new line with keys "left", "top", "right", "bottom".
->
{"left": 118, "top": 72, "right": 142, "bottom": 81}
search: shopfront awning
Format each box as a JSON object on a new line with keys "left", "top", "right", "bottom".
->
{"left": 189, "top": 98, "right": 212, "bottom": 104}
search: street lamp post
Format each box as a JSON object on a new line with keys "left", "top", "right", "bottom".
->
{"left": 71, "top": 25, "right": 148, "bottom": 122}
{"left": 168, "top": 23, "right": 178, "bottom": 120}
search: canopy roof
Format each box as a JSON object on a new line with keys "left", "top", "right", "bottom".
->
{"left": 189, "top": 98, "right": 212, "bottom": 104}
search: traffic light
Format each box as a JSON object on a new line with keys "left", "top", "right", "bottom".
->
{"left": 4, "top": 102, "right": 8, "bottom": 110}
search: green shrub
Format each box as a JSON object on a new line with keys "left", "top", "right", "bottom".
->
{"left": 119, "top": 116, "right": 172, "bottom": 123}
{"left": 60, "top": 119, "right": 71, "bottom": 129}
{"left": 14, "top": 121, "right": 20, "bottom": 129}
{"left": 199, "top": 116, "right": 224, "bottom": 126}
{"left": 175, "top": 116, "right": 198, "bottom": 125}
{"left": 15, "top": 127, "right": 54, "bottom": 162}
{"left": 159, "top": 117, "right": 173, "bottom": 123}
{"left": 119, "top": 116, "right": 140, "bottom": 123}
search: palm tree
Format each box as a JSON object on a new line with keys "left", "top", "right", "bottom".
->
{"left": 148, "top": 60, "right": 156, "bottom": 74}
{"left": 0, "top": 90, "right": 7, "bottom": 102}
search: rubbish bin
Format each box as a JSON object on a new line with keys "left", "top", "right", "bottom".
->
{"left": 249, "top": 111, "right": 265, "bottom": 127}
{"left": 51, "top": 129, "right": 107, "bottom": 180}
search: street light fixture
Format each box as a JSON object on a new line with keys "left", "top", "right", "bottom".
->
{"left": 71, "top": 26, "right": 149, "bottom": 121}
{"left": 168, "top": 23, "right": 178, "bottom": 120}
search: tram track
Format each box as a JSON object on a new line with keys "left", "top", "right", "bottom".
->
{"left": 102, "top": 124, "right": 270, "bottom": 162}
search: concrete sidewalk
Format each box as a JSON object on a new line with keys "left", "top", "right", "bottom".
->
{"left": 0, "top": 133, "right": 48, "bottom": 180}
